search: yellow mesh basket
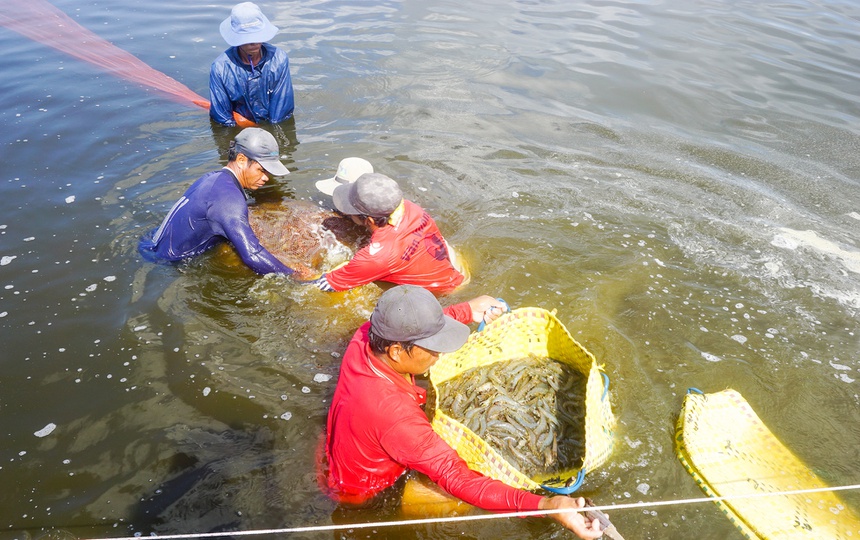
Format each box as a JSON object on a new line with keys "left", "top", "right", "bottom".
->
{"left": 676, "top": 388, "right": 860, "bottom": 539}
{"left": 429, "top": 307, "right": 615, "bottom": 493}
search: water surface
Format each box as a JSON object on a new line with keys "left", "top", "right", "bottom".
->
{"left": 2, "top": 0, "right": 859, "bottom": 539}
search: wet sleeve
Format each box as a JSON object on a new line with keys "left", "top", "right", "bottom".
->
{"left": 210, "top": 198, "right": 294, "bottom": 275}
{"left": 323, "top": 246, "right": 390, "bottom": 291}
{"left": 209, "top": 59, "right": 237, "bottom": 127}
{"left": 379, "top": 410, "right": 543, "bottom": 512}
{"left": 266, "top": 53, "right": 295, "bottom": 123}
{"left": 442, "top": 302, "right": 474, "bottom": 325}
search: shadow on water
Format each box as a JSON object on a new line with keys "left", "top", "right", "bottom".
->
{"left": 125, "top": 428, "right": 278, "bottom": 537}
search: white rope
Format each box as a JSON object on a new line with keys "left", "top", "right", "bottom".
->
{"left": 90, "top": 483, "right": 860, "bottom": 540}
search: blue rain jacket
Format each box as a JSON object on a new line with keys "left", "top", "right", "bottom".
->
{"left": 138, "top": 168, "right": 294, "bottom": 275}
{"left": 209, "top": 43, "right": 295, "bottom": 126}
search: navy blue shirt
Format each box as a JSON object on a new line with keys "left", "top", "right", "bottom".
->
{"left": 209, "top": 43, "right": 295, "bottom": 126}
{"left": 139, "top": 168, "right": 294, "bottom": 275}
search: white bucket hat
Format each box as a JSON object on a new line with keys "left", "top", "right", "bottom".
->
{"left": 315, "top": 157, "right": 374, "bottom": 196}
{"left": 220, "top": 2, "right": 279, "bottom": 47}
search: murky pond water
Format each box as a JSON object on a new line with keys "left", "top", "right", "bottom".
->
{"left": 2, "top": 0, "right": 859, "bottom": 539}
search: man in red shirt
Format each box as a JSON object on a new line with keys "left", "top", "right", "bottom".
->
{"left": 322, "top": 285, "right": 603, "bottom": 539}
{"left": 306, "top": 172, "right": 467, "bottom": 294}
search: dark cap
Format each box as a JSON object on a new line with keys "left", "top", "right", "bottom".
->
{"left": 234, "top": 127, "right": 289, "bottom": 176}
{"left": 370, "top": 285, "right": 470, "bottom": 353}
{"left": 332, "top": 173, "right": 402, "bottom": 217}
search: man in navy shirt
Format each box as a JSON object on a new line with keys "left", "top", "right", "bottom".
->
{"left": 139, "top": 128, "right": 295, "bottom": 275}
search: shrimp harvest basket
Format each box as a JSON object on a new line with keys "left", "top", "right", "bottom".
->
{"left": 676, "top": 388, "right": 860, "bottom": 538}
{"left": 429, "top": 307, "right": 615, "bottom": 493}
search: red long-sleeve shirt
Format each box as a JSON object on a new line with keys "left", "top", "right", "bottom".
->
{"left": 323, "top": 302, "right": 543, "bottom": 511}
{"left": 324, "top": 200, "right": 465, "bottom": 294}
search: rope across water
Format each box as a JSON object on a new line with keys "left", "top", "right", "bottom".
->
{"left": 88, "top": 483, "right": 860, "bottom": 540}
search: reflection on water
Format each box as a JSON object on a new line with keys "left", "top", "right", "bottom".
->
{"left": 1, "top": 0, "right": 860, "bottom": 539}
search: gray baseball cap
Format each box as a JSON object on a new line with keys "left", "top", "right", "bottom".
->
{"left": 332, "top": 173, "right": 402, "bottom": 217}
{"left": 234, "top": 127, "right": 289, "bottom": 176}
{"left": 370, "top": 285, "right": 470, "bottom": 353}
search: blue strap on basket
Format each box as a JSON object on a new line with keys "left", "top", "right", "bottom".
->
{"left": 477, "top": 298, "right": 510, "bottom": 332}
{"left": 541, "top": 468, "right": 586, "bottom": 495}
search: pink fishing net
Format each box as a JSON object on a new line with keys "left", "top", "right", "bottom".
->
{"left": 1, "top": 0, "right": 210, "bottom": 109}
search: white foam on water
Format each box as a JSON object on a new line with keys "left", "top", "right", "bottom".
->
{"left": 701, "top": 351, "right": 722, "bottom": 362}
{"left": 103, "top": 275, "right": 116, "bottom": 282}
{"left": 829, "top": 360, "right": 851, "bottom": 371}
{"left": 202, "top": 387, "right": 211, "bottom": 396}
{"left": 770, "top": 234, "right": 798, "bottom": 250}
{"left": 762, "top": 227, "right": 860, "bottom": 309}
{"left": 731, "top": 334, "right": 747, "bottom": 344}
{"left": 763, "top": 261, "right": 781, "bottom": 275}
{"left": 65, "top": 196, "right": 75, "bottom": 204}
{"left": 1, "top": 255, "right": 17, "bottom": 265}
{"left": 34, "top": 423, "right": 56, "bottom": 438}
{"left": 848, "top": 212, "right": 860, "bottom": 221}
{"left": 313, "top": 373, "right": 332, "bottom": 383}
{"left": 280, "top": 412, "right": 292, "bottom": 421}
{"left": 774, "top": 228, "right": 860, "bottom": 274}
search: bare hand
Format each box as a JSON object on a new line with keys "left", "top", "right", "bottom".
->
{"left": 465, "top": 295, "right": 509, "bottom": 324}
{"left": 539, "top": 496, "right": 603, "bottom": 540}
{"left": 290, "top": 264, "right": 319, "bottom": 281}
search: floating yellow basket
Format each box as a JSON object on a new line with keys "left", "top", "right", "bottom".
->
{"left": 676, "top": 388, "right": 860, "bottom": 539}
{"left": 429, "top": 307, "right": 615, "bottom": 493}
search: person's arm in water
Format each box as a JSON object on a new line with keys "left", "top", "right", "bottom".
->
{"left": 380, "top": 400, "right": 602, "bottom": 539}
{"left": 212, "top": 195, "right": 295, "bottom": 275}
{"left": 300, "top": 245, "right": 390, "bottom": 292}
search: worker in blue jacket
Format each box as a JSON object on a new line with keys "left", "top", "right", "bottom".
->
{"left": 209, "top": 2, "right": 295, "bottom": 126}
{"left": 138, "top": 128, "right": 295, "bottom": 275}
